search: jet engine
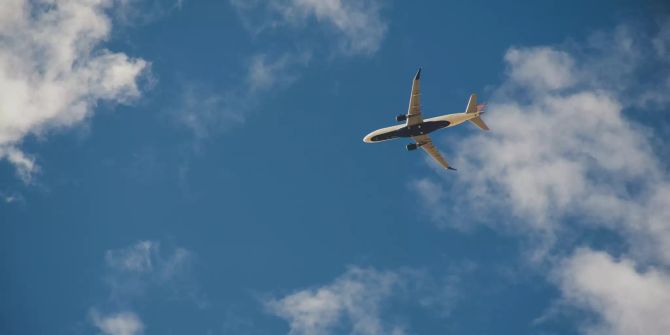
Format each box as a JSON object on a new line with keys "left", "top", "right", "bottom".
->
{"left": 406, "top": 143, "right": 418, "bottom": 151}
{"left": 396, "top": 114, "right": 407, "bottom": 122}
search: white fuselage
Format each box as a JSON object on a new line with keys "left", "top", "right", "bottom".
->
{"left": 363, "top": 111, "right": 480, "bottom": 143}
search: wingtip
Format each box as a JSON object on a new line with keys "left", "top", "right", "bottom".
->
{"left": 447, "top": 166, "right": 457, "bottom": 171}
{"left": 414, "top": 67, "right": 422, "bottom": 80}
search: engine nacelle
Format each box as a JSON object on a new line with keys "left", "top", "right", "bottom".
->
{"left": 406, "top": 143, "right": 418, "bottom": 151}
{"left": 396, "top": 114, "right": 407, "bottom": 122}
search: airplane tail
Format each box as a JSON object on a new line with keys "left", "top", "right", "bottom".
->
{"left": 465, "top": 93, "right": 490, "bottom": 131}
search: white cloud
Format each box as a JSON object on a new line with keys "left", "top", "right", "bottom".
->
{"left": 91, "top": 310, "right": 144, "bottom": 335}
{"left": 0, "top": 147, "right": 38, "bottom": 183}
{"left": 557, "top": 249, "right": 670, "bottom": 335}
{"left": 266, "top": 266, "right": 474, "bottom": 334}
{"left": 411, "top": 21, "right": 670, "bottom": 334}
{"left": 504, "top": 47, "right": 576, "bottom": 91}
{"left": 0, "top": 0, "right": 148, "bottom": 181}
{"left": 418, "top": 25, "right": 670, "bottom": 260}
{"left": 231, "top": 0, "right": 387, "bottom": 56}
{"left": 452, "top": 88, "right": 657, "bottom": 230}
{"left": 266, "top": 267, "right": 404, "bottom": 335}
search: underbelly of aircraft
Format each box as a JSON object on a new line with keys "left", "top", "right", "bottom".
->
{"left": 370, "top": 120, "right": 450, "bottom": 142}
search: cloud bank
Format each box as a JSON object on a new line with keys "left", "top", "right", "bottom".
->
{"left": 412, "top": 21, "right": 670, "bottom": 334}
{"left": 0, "top": 0, "right": 148, "bottom": 181}
{"left": 558, "top": 249, "right": 670, "bottom": 335}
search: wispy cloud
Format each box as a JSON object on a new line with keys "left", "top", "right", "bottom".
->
{"left": 0, "top": 190, "right": 24, "bottom": 204}
{"left": 411, "top": 20, "right": 670, "bottom": 333}
{"left": 105, "top": 240, "right": 159, "bottom": 273}
{"left": 90, "top": 240, "right": 202, "bottom": 333}
{"left": 103, "top": 240, "right": 199, "bottom": 302}
{"left": 173, "top": 0, "right": 388, "bottom": 141}
{"left": 0, "top": 0, "right": 149, "bottom": 182}
{"left": 408, "top": 178, "right": 456, "bottom": 230}
{"left": 175, "top": 52, "right": 310, "bottom": 140}
{"left": 113, "top": 0, "right": 184, "bottom": 26}
{"left": 247, "top": 52, "right": 311, "bottom": 91}
{"left": 0, "top": 147, "right": 38, "bottom": 183}
{"left": 266, "top": 267, "right": 405, "bottom": 335}
{"left": 172, "top": 84, "right": 245, "bottom": 141}
{"left": 266, "top": 265, "right": 472, "bottom": 335}
{"left": 230, "top": 0, "right": 388, "bottom": 56}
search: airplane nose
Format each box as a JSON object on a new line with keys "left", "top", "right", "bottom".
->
{"left": 363, "top": 132, "right": 375, "bottom": 143}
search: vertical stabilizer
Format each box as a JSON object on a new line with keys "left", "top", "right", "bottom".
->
{"left": 465, "top": 93, "right": 490, "bottom": 131}
{"left": 465, "top": 93, "right": 478, "bottom": 114}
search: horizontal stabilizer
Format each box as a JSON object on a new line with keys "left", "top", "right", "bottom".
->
{"left": 469, "top": 116, "right": 489, "bottom": 131}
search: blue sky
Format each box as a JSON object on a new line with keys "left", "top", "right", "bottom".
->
{"left": 1, "top": 1, "right": 670, "bottom": 334}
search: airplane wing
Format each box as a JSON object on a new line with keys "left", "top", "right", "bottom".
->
{"left": 413, "top": 134, "right": 456, "bottom": 170}
{"left": 406, "top": 68, "right": 423, "bottom": 126}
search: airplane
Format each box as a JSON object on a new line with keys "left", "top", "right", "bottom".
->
{"left": 363, "top": 68, "right": 489, "bottom": 170}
